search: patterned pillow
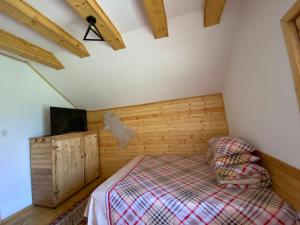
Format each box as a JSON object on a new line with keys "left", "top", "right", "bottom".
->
{"left": 211, "top": 136, "right": 256, "bottom": 157}
{"left": 213, "top": 163, "right": 272, "bottom": 188}
{"left": 208, "top": 164, "right": 261, "bottom": 189}
{"left": 215, "top": 173, "right": 272, "bottom": 189}
{"left": 214, "top": 153, "right": 260, "bottom": 167}
{"left": 215, "top": 163, "right": 270, "bottom": 180}
{"left": 218, "top": 181, "right": 271, "bottom": 189}
{"left": 208, "top": 136, "right": 231, "bottom": 146}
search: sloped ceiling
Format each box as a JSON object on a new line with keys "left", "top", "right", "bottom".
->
{"left": 0, "top": 0, "right": 243, "bottom": 110}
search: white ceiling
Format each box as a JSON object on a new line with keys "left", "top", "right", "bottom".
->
{"left": 0, "top": 0, "right": 204, "bottom": 53}
{"left": 0, "top": 0, "right": 243, "bottom": 110}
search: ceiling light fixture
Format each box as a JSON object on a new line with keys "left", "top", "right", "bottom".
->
{"left": 83, "top": 16, "right": 105, "bottom": 41}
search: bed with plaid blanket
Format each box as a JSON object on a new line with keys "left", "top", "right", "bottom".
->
{"left": 86, "top": 154, "right": 299, "bottom": 225}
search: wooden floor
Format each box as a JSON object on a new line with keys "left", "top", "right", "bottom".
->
{"left": 2, "top": 178, "right": 104, "bottom": 225}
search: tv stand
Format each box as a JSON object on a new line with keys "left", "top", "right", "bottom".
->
{"left": 30, "top": 131, "right": 99, "bottom": 207}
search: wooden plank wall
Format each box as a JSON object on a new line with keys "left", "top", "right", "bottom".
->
{"left": 87, "top": 93, "right": 229, "bottom": 178}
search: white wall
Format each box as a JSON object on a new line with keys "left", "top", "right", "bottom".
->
{"left": 0, "top": 55, "right": 73, "bottom": 219}
{"left": 30, "top": 0, "right": 242, "bottom": 110}
{"left": 223, "top": 0, "right": 300, "bottom": 169}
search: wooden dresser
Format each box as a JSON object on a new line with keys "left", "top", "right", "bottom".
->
{"left": 30, "top": 131, "right": 99, "bottom": 207}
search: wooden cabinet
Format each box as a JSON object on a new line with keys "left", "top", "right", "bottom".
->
{"left": 30, "top": 131, "right": 99, "bottom": 207}
{"left": 52, "top": 135, "right": 85, "bottom": 205}
{"left": 83, "top": 133, "right": 100, "bottom": 184}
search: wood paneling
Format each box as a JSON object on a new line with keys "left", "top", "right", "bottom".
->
{"left": 204, "top": 0, "right": 227, "bottom": 27}
{"left": 255, "top": 150, "right": 300, "bottom": 212}
{"left": 65, "top": 0, "right": 125, "bottom": 50}
{"left": 0, "top": 0, "right": 89, "bottom": 58}
{"left": 143, "top": 0, "right": 168, "bottom": 39}
{"left": 0, "top": 29, "right": 63, "bottom": 70}
{"left": 87, "top": 94, "right": 229, "bottom": 179}
{"left": 281, "top": 2, "right": 300, "bottom": 111}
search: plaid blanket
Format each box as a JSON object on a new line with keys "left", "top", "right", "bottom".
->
{"left": 106, "top": 154, "right": 298, "bottom": 225}
{"left": 213, "top": 153, "right": 260, "bottom": 167}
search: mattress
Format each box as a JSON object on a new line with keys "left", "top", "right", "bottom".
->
{"left": 85, "top": 154, "right": 299, "bottom": 225}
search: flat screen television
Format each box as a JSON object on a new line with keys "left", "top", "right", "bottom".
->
{"left": 50, "top": 107, "right": 87, "bottom": 135}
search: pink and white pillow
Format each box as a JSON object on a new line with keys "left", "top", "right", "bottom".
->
{"left": 207, "top": 136, "right": 271, "bottom": 189}
{"left": 208, "top": 136, "right": 256, "bottom": 158}
{"left": 214, "top": 163, "right": 272, "bottom": 189}
{"left": 213, "top": 153, "right": 260, "bottom": 167}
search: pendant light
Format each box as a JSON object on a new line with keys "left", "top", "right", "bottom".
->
{"left": 83, "top": 16, "right": 105, "bottom": 41}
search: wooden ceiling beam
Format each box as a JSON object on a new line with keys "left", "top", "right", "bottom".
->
{"left": 143, "top": 0, "right": 168, "bottom": 39}
{"left": 204, "top": 0, "right": 227, "bottom": 27}
{"left": 65, "top": 0, "right": 125, "bottom": 50}
{"left": 0, "top": 29, "right": 64, "bottom": 70}
{"left": 0, "top": 0, "right": 89, "bottom": 58}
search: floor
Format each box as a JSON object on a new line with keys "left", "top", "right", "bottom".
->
{"left": 2, "top": 178, "right": 104, "bottom": 225}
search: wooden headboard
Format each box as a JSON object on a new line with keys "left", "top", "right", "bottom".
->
{"left": 255, "top": 150, "right": 300, "bottom": 212}
{"left": 87, "top": 93, "right": 229, "bottom": 178}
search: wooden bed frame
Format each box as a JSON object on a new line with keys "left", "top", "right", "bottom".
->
{"left": 255, "top": 150, "right": 300, "bottom": 211}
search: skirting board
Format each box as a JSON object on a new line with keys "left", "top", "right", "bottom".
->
{"left": 1, "top": 205, "right": 33, "bottom": 224}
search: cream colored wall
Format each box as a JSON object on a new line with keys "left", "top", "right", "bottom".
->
{"left": 0, "top": 55, "right": 73, "bottom": 219}
{"left": 223, "top": 0, "right": 300, "bottom": 169}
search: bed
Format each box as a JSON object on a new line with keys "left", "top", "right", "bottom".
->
{"left": 85, "top": 154, "right": 299, "bottom": 225}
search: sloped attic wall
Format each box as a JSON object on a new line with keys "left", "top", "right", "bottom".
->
{"left": 223, "top": 0, "right": 300, "bottom": 169}
{"left": 0, "top": 55, "right": 73, "bottom": 219}
{"left": 29, "top": 0, "right": 242, "bottom": 110}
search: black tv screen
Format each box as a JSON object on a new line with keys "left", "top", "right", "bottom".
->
{"left": 50, "top": 107, "right": 87, "bottom": 135}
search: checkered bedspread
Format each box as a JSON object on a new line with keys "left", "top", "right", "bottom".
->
{"left": 106, "top": 154, "right": 298, "bottom": 225}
